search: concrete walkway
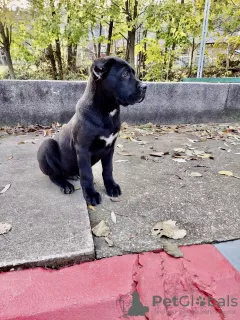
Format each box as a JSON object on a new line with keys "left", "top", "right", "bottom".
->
{"left": 0, "top": 134, "right": 94, "bottom": 270}
{"left": 0, "top": 123, "right": 240, "bottom": 269}
{"left": 0, "top": 123, "right": 240, "bottom": 320}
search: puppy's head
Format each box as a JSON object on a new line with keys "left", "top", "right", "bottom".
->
{"left": 91, "top": 56, "right": 147, "bottom": 106}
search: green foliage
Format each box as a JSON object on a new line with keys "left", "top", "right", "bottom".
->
{"left": 1, "top": 0, "right": 240, "bottom": 81}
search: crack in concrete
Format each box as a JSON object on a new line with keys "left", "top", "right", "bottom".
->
{"left": 128, "top": 252, "right": 226, "bottom": 320}
{"left": 160, "top": 253, "right": 172, "bottom": 319}
{"left": 130, "top": 254, "right": 150, "bottom": 319}
{"left": 131, "top": 254, "right": 141, "bottom": 292}
{"left": 192, "top": 281, "right": 225, "bottom": 320}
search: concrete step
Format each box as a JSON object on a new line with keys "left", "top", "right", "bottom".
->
{"left": 0, "top": 135, "right": 94, "bottom": 271}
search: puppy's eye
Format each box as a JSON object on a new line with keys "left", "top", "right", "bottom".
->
{"left": 122, "top": 70, "right": 129, "bottom": 77}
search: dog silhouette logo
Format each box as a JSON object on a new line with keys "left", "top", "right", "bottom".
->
{"left": 117, "top": 291, "right": 149, "bottom": 317}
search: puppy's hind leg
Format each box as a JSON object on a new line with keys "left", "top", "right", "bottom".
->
{"left": 37, "top": 139, "right": 75, "bottom": 194}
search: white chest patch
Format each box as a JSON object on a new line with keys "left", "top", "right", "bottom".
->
{"left": 109, "top": 109, "right": 117, "bottom": 117}
{"left": 100, "top": 132, "right": 119, "bottom": 146}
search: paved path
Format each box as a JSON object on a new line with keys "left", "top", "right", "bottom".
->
{"left": 0, "top": 123, "right": 240, "bottom": 319}
{"left": 0, "top": 123, "right": 240, "bottom": 269}
{"left": 0, "top": 134, "right": 94, "bottom": 270}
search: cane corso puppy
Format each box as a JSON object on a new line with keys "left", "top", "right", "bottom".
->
{"left": 37, "top": 56, "right": 147, "bottom": 206}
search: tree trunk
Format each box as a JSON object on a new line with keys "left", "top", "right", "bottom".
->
{"left": 188, "top": 38, "right": 195, "bottom": 77}
{"left": 67, "top": 5, "right": 77, "bottom": 73}
{"left": 97, "top": 21, "right": 103, "bottom": 58}
{"left": 55, "top": 38, "right": 63, "bottom": 79}
{"left": 125, "top": 0, "right": 138, "bottom": 67}
{"left": 91, "top": 27, "right": 97, "bottom": 58}
{"left": 106, "top": 20, "right": 114, "bottom": 56}
{"left": 168, "top": 42, "right": 177, "bottom": 79}
{"left": 136, "top": 30, "right": 147, "bottom": 78}
{"left": 4, "top": 47, "right": 15, "bottom": 79}
{"left": 226, "top": 43, "right": 230, "bottom": 71}
{"left": 126, "top": 30, "right": 136, "bottom": 67}
{"left": 0, "top": 22, "right": 15, "bottom": 79}
{"left": 46, "top": 44, "right": 57, "bottom": 80}
{"left": 68, "top": 43, "right": 77, "bottom": 72}
{"left": 49, "top": 0, "right": 63, "bottom": 79}
{"left": 163, "top": 22, "right": 171, "bottom": 71}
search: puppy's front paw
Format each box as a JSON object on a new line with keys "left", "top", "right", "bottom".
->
{"left": 105, "top": 181, "right": 122, "bottom": 197}
{"left": 85, "top": 190, "right": 102, "bottom": 206}
{"left": 60, "top": 181, "right": 75, "bottom": 194}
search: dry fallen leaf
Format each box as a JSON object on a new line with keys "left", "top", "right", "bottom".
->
{"left": 117, "top": 151, "right": 132, "bottom": 156}
{"left": 193, "top": 149, "right": 206, "bottom": 155}
{"left": 45, "top": 129, "right": 52, "bottom": 136}
{"left": 173, "top": 148, "right": 185, "bottom": 153}
{"left": 152, "top": 220, "right": 186, "bottom": 239}
{"left": 163, "top": 241, "right": 184, "bottom": 258}
{"left": 87, "top": 204, "right": 96, "bottom": 211}
{"left": 111, "top": 211, "right": 117, "bottom": 224}
{"left": 18, "top": 139, "right": 37, "bottom": 145}
{"left": 0, "top": 183, "right": 11, "bottom": 194}
{"left": 173, "top": 158, "right": 186, "bottom": 163}
{"left": 8, "top": 156, "right": 13, "bottom": 160}
{"left": 105, "top": 237, "right": 114, "bottom": 247}
{"left": 119, "top": 135, "right": 132, "bottom": 140}
{"left": 115, "top": 159, "right": 129, "bottom": 163}
{"left": 139, "top": 122, "right": 153, "bottom": 129}
{"left": 0, "top": 222, "right": 12, "bottom": 235}
{"left": 185, "top": 150, "right": 194, "bottom": 157}
{"left": 186, "top": 138, "right": 198, "bottom": 143}
{"left": 172, "top": 153, "right": 186, "bottom": 159}
{"left": 190, "top": 172, "right": 203, "bottom": 177}
{"left": 130, "top": 137, "right": 138, "bottom": 142}
{"left": 218, "top": 170, "right": 233, "bottom": 177}
{"left": 138, "top": 141, "right": 148, "bottom": 145}
{"left": 197, "top": 153, "right": 214, "bottom": 159}
{"left": 121, "top": 122, "right": 128, "bottom": 129}
{"left": 92, "top": 220, "right": 110, "bottom": 237}
{"left": 110, "top": 197, "right": 121, "bottom": 202}
{"left": 149, "top": 152, "right": 164, "bottom": 157}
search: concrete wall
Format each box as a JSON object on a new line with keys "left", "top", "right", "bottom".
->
{"left": 1, "top": 80, "right": 240, "bottom": 126}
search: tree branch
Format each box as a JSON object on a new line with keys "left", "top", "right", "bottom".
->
{"left": 136, "top": 22, "right": 143, "bottom": 31}
{"left": 118, "top": 32, "right": 128, "bottom": 41}
{"left": 139, "top": 8, "right": 146, "bottom": 16}
{"left": 9, "top": 25, "right": 12, "bottom": 44}
{"left": 0, "top": 21, "right": 6, "bottom": 44}
{"left": 112, "top": 1, "right": 128, "bottom": 14}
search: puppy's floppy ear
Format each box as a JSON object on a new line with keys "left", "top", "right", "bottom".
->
{"left": 91, "top": 57, "right": 114, "bottom": 80}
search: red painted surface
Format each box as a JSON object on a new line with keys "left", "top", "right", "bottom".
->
{"left": 0, "top": 245, "right": 239, "bottom": 320}
{"left": 135, "top": 246, "right": 240, "bottom": 319}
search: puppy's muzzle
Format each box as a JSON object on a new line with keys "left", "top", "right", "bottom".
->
{"left": 137, "top": 83, "right": 147, "bottom": 103}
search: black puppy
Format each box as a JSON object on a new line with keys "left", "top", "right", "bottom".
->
{"left": 37, "top": 56, "right": 147, "bottom": 206}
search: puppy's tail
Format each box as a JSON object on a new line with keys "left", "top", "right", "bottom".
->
{"left": 37, "top": 138, "right": 62, "bottom": 177}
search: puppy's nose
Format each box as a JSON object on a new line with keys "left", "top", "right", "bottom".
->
{"left": 141, "top": 83, "right": 147, "bottom": 92}
{"left": 137, "top": 82, "right": 147, "bottom": 92}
